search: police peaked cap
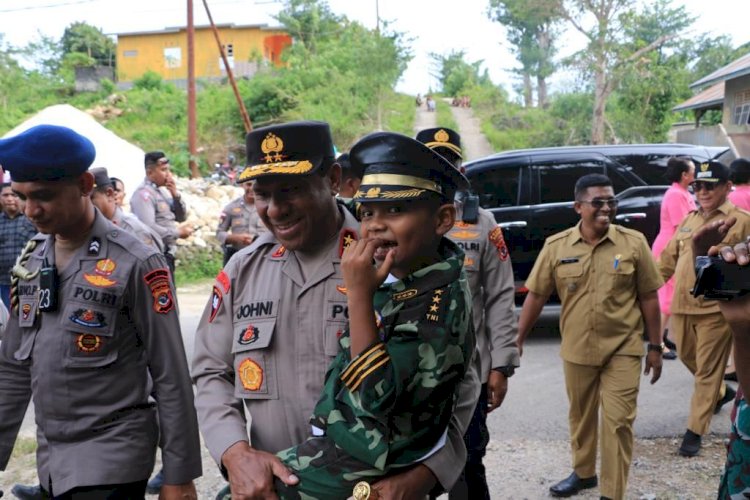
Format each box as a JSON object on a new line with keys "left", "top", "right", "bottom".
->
{"left": 89, "top": 167, "right": 113, "bottom": 189}
{"left": 415, "top": 127, "right": 462, "bottom": 159}
{"left": 695, "top": 160, "right": 730, "bottom": 183}
{"left": 350, "top": 131, "right": 468, "bottom": 203}
{"left": 0, "top": 125, "right": 96, "bottom": 182}
{"left": 238, "top": 121, "right": 335, "bottom": 183}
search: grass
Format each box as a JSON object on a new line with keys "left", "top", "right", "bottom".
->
{"left": 11, "top": 437, "right": 37, "bottom": 459}
{"left": 436, "top": 99, "right": 459, "bottom": 131}
{"left": 382, "top": 92, "right": 416, "bottom": 136}
{"left": 174, "top": 247, "right": 223, "bottom": 285}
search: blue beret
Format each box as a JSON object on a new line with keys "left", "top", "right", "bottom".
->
{"left": 0, "top": 125, "right": 96, "bottom": 182}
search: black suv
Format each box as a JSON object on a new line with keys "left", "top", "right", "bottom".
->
{"left": 464, "top": 144, "right": 730, "bottom": 305}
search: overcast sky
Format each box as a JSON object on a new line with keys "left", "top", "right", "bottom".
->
{"left": 2, "top": 0, "right": 749, "bottom": 98}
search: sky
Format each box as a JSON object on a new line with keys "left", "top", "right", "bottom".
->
{"left": 2, "top": 0, "right": 750, "bottom": 98}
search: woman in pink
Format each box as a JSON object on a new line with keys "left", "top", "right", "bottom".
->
{"left": 729, "top": 158, "right": 750, "bottom": 210}
{"left": 652, "top": 157, "right": 696, "bottom": 359}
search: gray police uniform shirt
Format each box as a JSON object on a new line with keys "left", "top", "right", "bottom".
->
{"left": 0, "top": 210, "right": 202, "bottom": 495}
{"left": 192, "top": 202, "right": 481, "bottom": 489}
{"left": 215, "top": 196, "right": 267, "bottom": 249}
{"left": 113, "top": 206, "right": 165, "bottom": 253}
{"left": 447, "top": 207, "right": 519, "bottom": 381}
{"left": 130, "top": 180, "right": 187, "bottom": 253}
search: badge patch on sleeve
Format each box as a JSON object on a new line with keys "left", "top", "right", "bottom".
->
{"left": 216, "top": 270, "right": 231, "bottom": 294}
{"left": 238, "top": 358, "right": 263, "bottom": 391}
{"left": 488, "top": 226, "right": 509, "bottom": 261}
{"left": 143, "top": 269, "right": 175, "bottom": 314}
{"left": 209, "top": 286, "right": 223, "bottom": 323}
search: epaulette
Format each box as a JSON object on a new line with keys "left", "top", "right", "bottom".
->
{"left": 546, "top": 228, "right": 574, "bottom": 244}
{"left": 106, "top": 227, "right": 160, "bottom": 261}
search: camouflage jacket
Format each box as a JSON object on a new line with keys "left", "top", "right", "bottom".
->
{"left": 311, "top": 238, "right": 475, "bottom": 469}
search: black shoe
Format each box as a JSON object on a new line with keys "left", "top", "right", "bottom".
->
{"left": 549, "top": 472, "right": 598, "bottom": 497}
{"left": 715, "top": 385, "right": 737, "bottom": 414}
{"left": 215, "top": 484, "right": 231, "bottom": 500}
{"left": 662, "top": 349, "right": 677, "bottom": 360}
{"left": 10, "top": 484, "right": 42, "bottom": 500}
{"left": 664, "top": 337, "right": 677, "bottom": 351}
{"left": 145, "top": 470, "right": 164, "bottom": 495}
{"left": 679, "top": 429, "right": 702, "bottom": 457}
{"left": 725, "top": 371, "right": 738, "bottom": 382}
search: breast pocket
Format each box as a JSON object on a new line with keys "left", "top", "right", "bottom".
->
{"left": 60, "top": 301, "right": 119, "bottom": 368}
{"left": 605, "top": 259, "right": 635, "bottom": 294}
{"left": 325, "top": 280, "right": 348, "bottom": 357}
{"left": 232, "top": 318, "right": 279, "bottom": 400}
{"left": 555, "top": 262, "right": 584, "bottom": 295}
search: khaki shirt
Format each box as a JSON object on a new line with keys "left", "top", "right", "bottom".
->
{"left": 0, "top": 210, "right": 201, "bottom": 494}
{"left": 658, "top": 201, "right": 750, "bottom": 315}
{"left": 526, "top": 222, "right": 663, "bottom": 366}
{"left": 215, "top": 196, "right": 267, "bottom": 249}
{"left": 447, "top": 207, "right": 518, "bottom": 381}
{"left": 130, "top": 180, "right": 187, "bottom": 252}
{"left": 192, "top": 203, "right": 480, "bottom": 489}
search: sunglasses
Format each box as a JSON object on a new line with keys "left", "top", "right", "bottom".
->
{"left": 690, "top": 181, "right": 721, "bottom": 192}
{"left": 580, "top": 198, "right": 618, "bottom": 209}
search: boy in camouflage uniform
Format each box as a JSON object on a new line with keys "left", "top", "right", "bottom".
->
{"left": 274, "top": 132, "right": 476, "bottom": 499}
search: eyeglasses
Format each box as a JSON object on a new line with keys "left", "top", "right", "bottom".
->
{"left": 580, "top": 198, "right": 618, "bottom": 209}
{"left": 690, "top": 181, "right": 721, "bottom": 192}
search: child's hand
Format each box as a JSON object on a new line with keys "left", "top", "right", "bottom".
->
{"left": 342, "top": 238, "right": 394, "bottom": 297}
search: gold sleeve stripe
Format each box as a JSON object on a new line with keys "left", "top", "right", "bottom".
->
{"left": 341, "top": 344, "right": 387, "bottom": 384}
{"left": 348, "top": 356, "right": 391, "bottom": 392}
{"left": 342, "top": 349, "right": 389, "bottom": 386}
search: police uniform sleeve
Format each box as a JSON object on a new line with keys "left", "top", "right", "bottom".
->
{"left": 480, "top": 217, "right": 519, "bottom": 369}
{"left": 525, "top": 237, "right": 556, "bottom": 297}
{"left": 192, "top": 266, "right": 250, "bottom": 465}
{"left": 216, "top": 205, "right": 232, "bottom": 245}
{"left": 633, "top": 233, "right": 664, "bottom": 295}
{"left": 133, "top": 253, "right": 202, "bottom": 483}
{"left": 0, "top": 315, "right": 33, "bottom": 469}
{"left": 131, "top": 189, "right": 179, "bottom": 243}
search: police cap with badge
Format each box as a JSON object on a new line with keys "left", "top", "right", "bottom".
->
{"left": 694, "top": 160, "right": 730, "bottom": 184}
{"left": 237, "top": 121, "right": 335, "bottom": 183}
{"left": 349, "top": 131, "right": 468, "bottom": 203}
{"left": 415, "top": 127, "right": 462, "bottom": 165}
{"left": 0, "top": 124, "right": 96, "bottom": 181}
{"left": 89, "top": 167, "right": 113, "bottom": 190}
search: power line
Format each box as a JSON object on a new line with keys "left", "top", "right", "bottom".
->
{"left": 0, "top": 0, "right": 99, "bottom": 13}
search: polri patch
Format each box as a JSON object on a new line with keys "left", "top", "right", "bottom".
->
{"left": 216, "top": 270, "right": 231, "bottom": 294}
{"left": 95, "top": 258, "right": 116, "bottom": 276}
{"left": 70, "top": 308, "right": 107, "bottom": 328}
{"left": 143, "top": 268, "right": 175, "bottom": 314}
{"left": 237, "top": 324, "right": 259, "bottom": 345}
{"left": 209, "top": 286, "right": 222, "bottom": 323}
{"left": 76, "top": 333, "right": 102, "bottom": 353}
{"left": 488, "top": 226, "right": 509, "bottom": 261}
{"left": 238, "top": 358, "right": 263, "bottom": 391}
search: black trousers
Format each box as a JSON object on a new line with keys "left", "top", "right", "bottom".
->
{"left": 222, "top": 246, "right": 238, "bottom": 267}
{"left": 42, "top": 480, "right": 147, "bottom": 500}
{"left": 449, "top": 383, "right": 491, "bottom": 500}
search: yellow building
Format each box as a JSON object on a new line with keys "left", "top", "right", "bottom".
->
{"left": 116, "top": 23, "right": 291, "bottom": 83}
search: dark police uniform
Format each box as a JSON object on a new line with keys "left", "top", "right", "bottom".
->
{"left": 0, "top": 125, "right": 201, "bottom": 497}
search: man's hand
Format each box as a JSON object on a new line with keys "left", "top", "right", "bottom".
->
{"left": 159, "top": 482, "right": 197, "bottom": 500}
{"left": 221, "top": 441, "right": 298, "bottom": 500}
{"left": 692, "top": 217, "right": 737, "bottom": 257}
{"left": 227, "top": 233, "right": 254, "bottom": 247}
{"left": 178, "top": 224, "right": 195, "bottom": 239}
{"left": 369, "top": 464, "right": 436, "bottom": 500}
{"left": 516, "top": 338, "right": 524, "bottom": 357}
{"left": 165, "top": 174, "right": 180, "bottom": 198}
{"left": 644, "top": 350, "right": 662, "bottom": 384}
{"left": 487, "top": 370, "right": 508, "bottom": 412}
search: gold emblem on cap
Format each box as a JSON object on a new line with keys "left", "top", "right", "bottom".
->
{"left": 700, "top": 162, "right": 709, "bottom": 172}
{"left": 434, "top": 129, "right": 450, "bottom": 143}
{"left": 261, "top": 133, "right": 285, "bottom": 163}
{"left": 352, "top": 481, "right": 371, "bottom": 500}
{"left": 365, "top": 187, "right": 382, "bottom": 198}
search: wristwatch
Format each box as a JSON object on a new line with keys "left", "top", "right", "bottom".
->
{"left": 492, "top": 365, "right": 515, "bottom": 378}
{"left": 647, "top": 342, "right": 665, "bottom": 353}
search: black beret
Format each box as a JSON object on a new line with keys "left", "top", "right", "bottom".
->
{"left": 696, "top": 160, "right": 730, "bottom": 183}
{"left": 350, "top": 132, "right": 468, "bottom": 203}
{"left": 237, "top": 121, "right": 335, "bottom": 183}
{"left": 415, "top": 127, "right": 462, "bottom": 159}
{"left": 89, "top": 167, "right": 113, "bottom": 189}
{"left": 730, "top": 158, "right": 750, "bottom": 177}
{"left": 0, "top": 125, "right": 96, "bottom": 182}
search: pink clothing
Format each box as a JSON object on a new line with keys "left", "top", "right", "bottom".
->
{"left": 652, "top": 183, "right": 696, "bottom": 314}
{"left": 729, "top": 185, "right": 750, "bottom": 211}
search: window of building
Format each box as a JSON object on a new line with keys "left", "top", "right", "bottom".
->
{"left": 123, "top": 50, "right": 138, "bottom": 57}
{"left": 733, "top": 89, "right": 750, "bottom": 125}
{"left": 164, "top": 47, "right": 181, "bottom": 69}
{"left": 222, "top": 44, "right": 234, "bottom": 57}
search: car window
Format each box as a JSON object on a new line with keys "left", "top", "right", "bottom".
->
{"left": 605, "top": 166, "right": 632, "bottom": 195}
{"left": 471, "top": 165, "right": 522, "bottom": 208}
{"left": 608, "top": 154, "right": 671, "bottom": 185}
{"left": 533, "top": 160, "right": 606, "bottom": 204}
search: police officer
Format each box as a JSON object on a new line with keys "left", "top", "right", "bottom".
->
{"left": 216, "top": 180, "right": 267, "bottom": 266}
{"left": 0, "top": 125, "right": 202, "bottom": 499}
{"left": 336, "top": 152, "right": 363, "bottom": 199}
{"left": 517, "top": 174, "right": 663, "bottom": 500}
{"left": 192, "top": 121, "right": 480, "bottom": 499}
{"left": 130, "top": 151, "right": 193, "bottom": 273}
{"left": 657, "top": 160, "right": 750, "bottom": 457}
{"left": 417, "top": 127, "right": 519, "bottom": 500}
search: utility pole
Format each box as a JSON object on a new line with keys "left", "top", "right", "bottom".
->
{"left": 187, "top": 0, "right": 199, "bottom": 178}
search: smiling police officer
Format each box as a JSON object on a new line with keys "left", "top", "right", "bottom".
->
{"left": 0, "top": 125, "right": 201, "bottom": 499}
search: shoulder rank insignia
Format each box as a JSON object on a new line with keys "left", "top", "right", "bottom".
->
{"left": 426, "top": 288, "right": 444, "bottom": 322}
{"left": 271, "top": 245, "right": 286, "bottom": 258}
{"left": 339, "top": 229, "right": 357, "bottom": 258}
{"left": 238, "top": 358, "right": 263, "bottom": 391}
{"left": 143, "top": 268, "right": 175, "bottom": 314}
{"left": 488, "top": 226, "right": 509, "bottom": 261}
{"left": 88, "top": 237, "right": 101, "bottom": 256}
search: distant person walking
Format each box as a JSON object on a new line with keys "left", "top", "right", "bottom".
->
{"left": 651, "top": 156, "right": 696, "bottom": 360}
{"left": 0, "top": 182, "right": 36, "bottom": 308}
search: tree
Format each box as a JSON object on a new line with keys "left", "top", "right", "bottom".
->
{"left": 488, "top": 0, "right": 561, "bottom": 108}
{"left": 430, "top": 50, "right": 491, "bottom": 97}
{"left": 559, "top": 0, "right": 685, "bottom": 144}
{"left": 61, "top": 21, "right": 115, "bottom": 67}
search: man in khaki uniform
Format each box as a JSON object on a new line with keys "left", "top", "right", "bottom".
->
{"left": 0, "top": 125, "right": 201, "bottom": 499}
{"left": 216, "top": 180, "right": 267, "bottom": 265}
{"left": 657, "top": 160, "right": 750, "bottom": 457}
{"left": 130, "top": 151, "right": 193, "bottom": 273}
{"left": 517, "top": 174, "right": 663, "bottom": 500}
{"left": 417, "top": 127, "right": 518, "bottom": 500}
{"left": 192, "top": 121, "right": 480, "bottom": 499}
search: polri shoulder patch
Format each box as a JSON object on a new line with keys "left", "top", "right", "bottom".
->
{"left": 209, "top": 286, "right": 223, "bottom": 323}
{"left": 143, "top": 268, "right": 175, "bottom": 314}
{"left": 488, "top": 226, "right": 509, "bottom": 261}
{"left": 216, "top": 270, "right": 231, "bottom": 294}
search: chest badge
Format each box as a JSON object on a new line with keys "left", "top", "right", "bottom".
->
{"left": 70, "top": 308, "right": 107, "bottom": 328}
{"left": 238, "top": 358, "right": 263, "bottom": 391}
{"left": 238, "top": 325, "right": 259, "bottom": 345}
{"left": 76, "top": 334, "right": 102, "bottom": 353}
